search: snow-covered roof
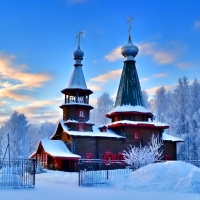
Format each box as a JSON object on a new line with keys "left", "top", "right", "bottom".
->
{"left": 107, "top": 120, "right": 169, "bottom": 128}
{"left": 162, "top": 132, "right": 184, "bottom": 142}
{"left": 58, "top": 120, "right": 124, "bottom": 138}
{"left": 60, "top": 102, "right": 93, "bottom": 108}
{"left": 107, "top": 105, "right": 153, "bottom": 115}
{"left": 31, "top": 140, "right": 81, "bottom": 159}
{"left": 67, "top": 66, "right": 87, "bottom": 89}
{"left": 65, "top": 119, "right": 94, "bottom": 125}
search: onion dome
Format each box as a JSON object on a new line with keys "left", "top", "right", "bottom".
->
{"left": 121, "top": 36, "right": 139, "bottom": 58}
{"left": 73, "top": 46, "right": 84, "bottom": 59}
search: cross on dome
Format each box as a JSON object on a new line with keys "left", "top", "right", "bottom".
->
{"left": 127, "top": 16, "right": 133, "bottom": 37}
{"left": 76, "top": 31, "right": 83, "bottom": 47}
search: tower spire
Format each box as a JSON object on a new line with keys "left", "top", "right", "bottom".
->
{"left": 114, "top": 18, "right": 145, "bottom": 108}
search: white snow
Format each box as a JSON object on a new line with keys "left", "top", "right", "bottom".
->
{"left": 1, "top": 161, "right": 200, "bottom": 200}
{"left": 31, "top": 140, "right": 80, "bottom": 158}
{"left": 59, "top": 120, "right": 124, "bottom": 138}
{"left": 162, "top": 132, "right": 184, "bottom": 142}
{"left": 107, "top": 105, "right": 152, "bottom": 115}
{"left": 107, "top": 120, "right": 169, "bottom": 128}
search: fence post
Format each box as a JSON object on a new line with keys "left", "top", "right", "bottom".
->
{"left": 33, "top": 159, "right": 36, "bottom": 187}
{"left": 106, "top": 161, "right": 109, "bottom": 180}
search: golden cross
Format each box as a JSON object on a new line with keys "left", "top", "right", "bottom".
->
{"left": 127, "top": 16, "right": 133, "bottom": 36}
{"left": 76, "top": 31, "right": 83, "bottom": 47}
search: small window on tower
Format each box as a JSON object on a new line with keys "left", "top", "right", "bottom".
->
{"left": 85, "top": 153, "right": 92, "bottom": 159}
{"left": 78, "top": 123, "right": 84, "bottom": 131}
{"left": 133, "top": 130, "right": 140, "bottom": 140}
{"left": 79, "top": 110, "right": 85, "bottom": 118}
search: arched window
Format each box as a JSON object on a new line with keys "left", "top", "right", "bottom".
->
{"left": 103, "top": 151, "right": 114, "bottom": 163}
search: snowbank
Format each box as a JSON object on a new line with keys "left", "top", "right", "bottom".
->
{"left": 107, "top": 161, "right": 200, "bottom": 193}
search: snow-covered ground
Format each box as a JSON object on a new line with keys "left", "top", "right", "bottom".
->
{"left": 0, "top": 161, "right": 200, "bottom": 200}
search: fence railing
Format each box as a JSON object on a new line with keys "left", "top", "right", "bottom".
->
{"left": 0, "top": 159, "right": 36, "bottom": 188}
{"left": 78, "top": 159, "right": 134, "bottom": 186}
{"left": 183, "top": 160, "right": 200, "bottom": 168}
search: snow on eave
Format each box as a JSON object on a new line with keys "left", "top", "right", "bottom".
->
{"left": 60, "top": 102, "right": 93, "bottom": 108}
{"left": 59, "top": 120, "right": 124, "bottom": 138}
{"left": 107, "top": 120, "right": 169, "bottom": 128}
{"left": 106, "top": 105, "right": 153, "bottom": 116}
{"left": 40, "top": 139, "right": 80, "bottom": 158}
{"left": 162, "top": 132, "right": 184, "bottom": 142}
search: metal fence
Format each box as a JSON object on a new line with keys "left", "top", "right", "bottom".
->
{"left": 0, "top": 159, "right": 36, "bottom": 188}
{"left": 183, "top": 160, "right": 200, "bottom": 168}
{"left": 78, "top": 159, "right": 133, "bottom": 186}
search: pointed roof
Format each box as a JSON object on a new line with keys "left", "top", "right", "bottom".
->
{"left": 63, "top": 32, "right": 90, "bottom": 91}
{"left": 114, "top": 59, "right": 145, "bottom": 108}
{"left": 67, "top": 65, "right": 87, "bottom": 89}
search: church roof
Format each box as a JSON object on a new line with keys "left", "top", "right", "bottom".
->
{"left": 67, "top": 65, "right": 87, "bottom": 89}
{"left": 51, "top": 120, "right": 125, "bottom": 139}
{"left": 162, "top": 132, "right": 184, "bottom": 142}
{"left": 114, "top": 59, "right": 145, "bottom": 108}
{"left": 107, "top": 120, "right": 169, "bottom": 129}
{"left": 106, "top": 105, "right": 153, "bottom": 117}
{"left": 30, "top": 139, "right": 81, "bottom": 159}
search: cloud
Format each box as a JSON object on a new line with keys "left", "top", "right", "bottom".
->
{"left": 0, "top": 53, "right": 52, "bottom": 101}
{"left": 0, "top": 100, "right": 10, "bottom": 106}
{"left": 90, "top": 69, "right": 122, "bottom": 83}
{"left": 176, "top": 62, "right": 194, "bottom": 69}
{"left": 146, "top": 84, "right": 176, "bottom": 96}
{"left": 105, "top": 46, "right": 123, "bottom": 62}
{"left": 153, "top": 73, "right": 168, "bottom": 77}
{"left": 87, "top": 69, "right": 122, "bottom": 91}
{"left": 138, "top": 42, "right": 179, "bottom": 65}
{"left": 13, "top": 99, "right": 63, "bottom": 124}
{"left": 194, "top": 21, "right": 200, "bottom": 29}
{"left": 140, "top": 78, "right": 150, "bottom": 83}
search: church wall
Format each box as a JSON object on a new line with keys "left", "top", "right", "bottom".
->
{"left": 163, "top": 141, "right": 177, "bottom": 160}
{"left": 75, "top": 137, "right": 98, "bottom": 158}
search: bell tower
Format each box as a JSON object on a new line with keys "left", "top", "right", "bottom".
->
{"left": 60, "top": 32, "right": 94, "bottom": 132}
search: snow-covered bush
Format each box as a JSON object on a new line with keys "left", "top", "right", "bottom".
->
{"left": 123, "top": 134, "right": 163, "bottom": 169}
{"left": 26, "top": 161, "right": 46, "bottom": 174}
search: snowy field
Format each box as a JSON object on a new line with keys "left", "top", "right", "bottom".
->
{"left": 0, "top": 161, "right": 200, "bottom": 200}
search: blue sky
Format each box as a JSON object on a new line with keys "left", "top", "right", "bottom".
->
{"left": 0, "top": 0, "right": 200, "bottom": 124}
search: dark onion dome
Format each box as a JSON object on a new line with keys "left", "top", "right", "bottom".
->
{"left": 121, "top": 36, "right": 139, "bottom": 58}
{"left": 73, "top": 46, "right": 84, "bottom": 59}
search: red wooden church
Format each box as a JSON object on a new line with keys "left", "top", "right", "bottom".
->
{"left": 30, "top": 29, "right": 183, "bottom": 172}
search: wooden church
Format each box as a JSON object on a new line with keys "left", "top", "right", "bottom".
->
{"left": 30, "top": 26, "right": 183, "bottom": 172}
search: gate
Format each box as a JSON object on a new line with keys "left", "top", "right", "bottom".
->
{"left": 0, "top": 159, "right": 36, "bottom": 188}
{"left": 78, "top": 159, "right": 132, "bottom": 186}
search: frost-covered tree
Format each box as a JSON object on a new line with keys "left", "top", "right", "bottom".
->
{"left": 37, "top": 121, "right": 57, "bottom": 139}
{"left": 142, "top": 90, "right": 150, "bottom": 110}
{"left": 28, "top": 121, "right": 57, "bottom": 155}
{"left": 154, "top": 86, "right": 167, "bottom": 122}
{"left": 91, "top": 92, "right": 114, "bottom": 125}
{"left": 123, "top": 134, "right": 163, "bottom": 169}
{"left": 4, "top": 111, "right": 29, "bottom": 158}
{"left": 28, "top": 124, "right": 39, "bottom": 155}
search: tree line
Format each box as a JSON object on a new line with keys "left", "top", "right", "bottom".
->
{"left": 0, "top": 111, "right": 57, "bottom": 159}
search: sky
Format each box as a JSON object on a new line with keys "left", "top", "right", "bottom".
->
{"left": 0, "top": 0, "right": 200, "bottom": 125}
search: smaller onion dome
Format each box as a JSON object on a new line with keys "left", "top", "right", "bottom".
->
{"left": 121, "top": 36, "right": 139, "bottom": 58}
{"left": 73, "top": 46, "right": 84, "bottom": 59}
